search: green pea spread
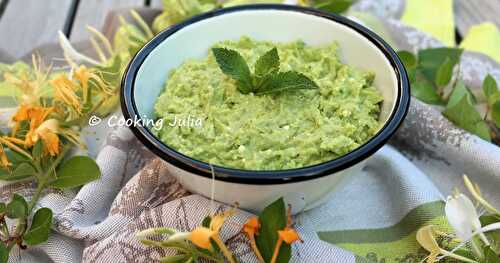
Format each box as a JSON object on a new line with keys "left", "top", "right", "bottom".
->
{"left": 154, "top": 37, "right": 383, "bottom": 170}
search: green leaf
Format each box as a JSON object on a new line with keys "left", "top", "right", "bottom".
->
{"left": 411, "top": 78, "right": 444, "bottom": 105}
{"left": 418, "top": 48, "right": 463, "bottom": 81}
{"left": 6, "top": 194, "right": 28, "bottom": 219}
{"left": 50, "top": 156, "right": 101, "bottom": 189}
{"left": 483, "top": 74, "right": 498, "bottom": 99}
{"left": 447, "top": 80, "right": 475, "bottom": 108}
{"left": 212, "top": 48, "right": 253, "bottom": 94}
{"left": 160, "top": 254, "right": 191, "bottom": 263}
{"left": 444, "top": 96, "right": 491, "bottom": 141}
{"left": 254, "top": 47, "right": 280, "bottom": 78}
{"left": 257, "top": 71, "right": 319, "bottom": 94}
{"left": 397, "top": 50, "right": 417, "bottom": 69}
{"left": 23, "top": 207, "right": 53, "bottom": 246}
{"left": 255, "top": 198, "right": 290, "bottom": 263}
{"left": 201, "top": 216, "right": 211, "bottom": 228}
{"left": 0, "top": 242, "right": 8, "bottom": 263}
{"left": 32, "top": 140, "right": 44, "bottom": 160}
{"left": 313, "top": 0, "right": 353, "bottom": 13}
{"left": 435, "top": 57, "right": 454, "bottom": 87}
{"left": 492, "top": 98, "right": 500, "bottom": 127}
{"left": 12, "top": 163, "right": 36, "bottom": 178}
{"left": 0, "top": 203, "right": 6, "bottom": 214}
{"left": 483, "top": 246, "right": 500, "bottom": 263}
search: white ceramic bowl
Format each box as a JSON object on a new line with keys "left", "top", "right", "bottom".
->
{"left": 121, "top": 4, "right": 410, "bottom": 214}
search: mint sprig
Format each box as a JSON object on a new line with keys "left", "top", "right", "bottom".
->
{"left": 212, "top": 47, "right": 319, "bottom": 95}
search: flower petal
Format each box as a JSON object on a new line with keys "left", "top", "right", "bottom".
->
{"left": 189, "top": 227, "right": 215, "bottom": 250}
{"left": 445, "top": 193, "right": 481, "bottom": 241}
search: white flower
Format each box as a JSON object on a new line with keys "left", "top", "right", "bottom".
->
{"left": 445, "top": 193, "right": 482, "bottom": 241}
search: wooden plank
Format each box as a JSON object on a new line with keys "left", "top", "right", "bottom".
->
{"left": 70, "top": 0, "right": 145, "bottom": 42}
{"left": 150, "top": 0, "right": 163, "bottom": 8}
{"left": 0, "top": 0, "right": 75, "bottom": 59}
{"left": 455, "top": 0, "right": 500, "bottom": 36}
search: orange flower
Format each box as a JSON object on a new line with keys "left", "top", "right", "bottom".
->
{"left": 270, "top": 205, "right": 302, "bottom": 263}
{"left": 10, "top": 105, "right": 60, "bottom": 156}
{"left": 243, "top": 217, "right": 264, "bottom": 263}
{"left": 278, "top": 228, "right": 302, "bottom": 244}
{"left": 188, "top": 210, "right": 236, "bottom": 263}
{"left": 190, "top": 227, "right": 215, "bottom": 250}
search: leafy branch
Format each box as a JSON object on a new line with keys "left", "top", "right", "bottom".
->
{"left": 0, "top": 10, "right": 155, "bottom": 263}
{"left": 397, "top": 48, "right": 500, "bottom": 143}
{"left": 138, "top": 198, "right": 302, "bottom": 263}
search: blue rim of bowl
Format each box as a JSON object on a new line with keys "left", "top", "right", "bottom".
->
{"left": 121, "top": 4, "right": 410, "bottom": 185}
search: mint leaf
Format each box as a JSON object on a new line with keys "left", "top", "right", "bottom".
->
{"left": 256, "top": 71, "right": 319, "bottom": 95}
{"left": 435, "top": 57, "right": 454, "bottom": 87}
{"left": 50, "top": 156, "right": 101, "bottom": 189}
{"left": 418, "top": 48, "right": 462, "bottom": 81}
{"left": 212, "top": 48, "right": 253, "bottom": 94}
{"left": 23, "top": 207, "right": 53, "bottom": 246}
{"left": 255, "top": 198, "right": 290, "bottom": 263}
{"left": 483, "top": 74, "right": 498, "bottom": 99}
{"left": 444, "top": 96, "right": 491, "bottom": 141}
{"left": 6, "top": 194, "right": 28, "bottom": 219}
{"left": 397, "top": 50, "right": 417, "bottom": 69}
{"left": 254, "top": 47, "right": 280, "bottom": 78}
{"left": 313, "top": 0, "right": 353, "bottom": 13}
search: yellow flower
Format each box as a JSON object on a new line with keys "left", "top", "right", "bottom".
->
{"left": 0, "top": 144, "right": 11, "bottom": 168}
{"left": 74, "top": 65, "right": 91, "bottom": 102}
{"left": 10, "top": 105, "right": 61, "bottom": 156}
{"left": 188, "top": 209, "right": 236, "bottom": 263}
{"left": 50, "top": 74, "right": 82, "bottom": 114}
{"left": 416, "top": 226, "right": 441, "bottom": 263}
{"left": 35, "top": 119, "right": 60, "bottom": 156}
{"left": 243, "top": 217, "right": 264, "bottom": 263}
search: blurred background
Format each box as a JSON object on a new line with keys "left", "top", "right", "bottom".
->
{"left": 0, "top": 0, "right": 498, "bottom": 62}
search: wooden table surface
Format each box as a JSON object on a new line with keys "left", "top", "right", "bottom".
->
{"left": 0, "top": 0, "right": 498, "bottom": 61}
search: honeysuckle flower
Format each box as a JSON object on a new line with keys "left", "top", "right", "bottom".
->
{"left": 278, "top": 228, "right": 302, "bottom": 244}
{"left": 463, "top": 175, "right": 500, "bottom": 215}
{"left": 445, "top": 193, "right": 490, "bottom": 246}
{"left": 58, "top": 31, "right": 100, "bottom": 67}
{"left": 74, "top": 65, "right": 91, "bottom": 102}
{"left": 270, "top": 206, "right": 302, "bottom": 263}
{"left": 51, "top": 74, "right": 83, "bottom": 115}
{"left": 416, "top": 225, "right": 478, "bottom": 263}
{"left": 243, "top": 217, "right": 264, "bottom": 263}
{"left": 9, "top": 105, "right": 62, "bottom": 156}
{"left": 188, "top": 210, "right": 236, "bottom": 263}
{"left": 0, "top": 144, "right": 11, "bottom": 168}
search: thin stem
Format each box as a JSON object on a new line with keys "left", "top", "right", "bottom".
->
{"left": 440, "top": 249, "right": 478, "bottom": 263}
{"left": 212, "top": 235, "right": 235, "bottom": 263}
{"left": 270, "top": 238, "right": 283, "bottom": 263}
